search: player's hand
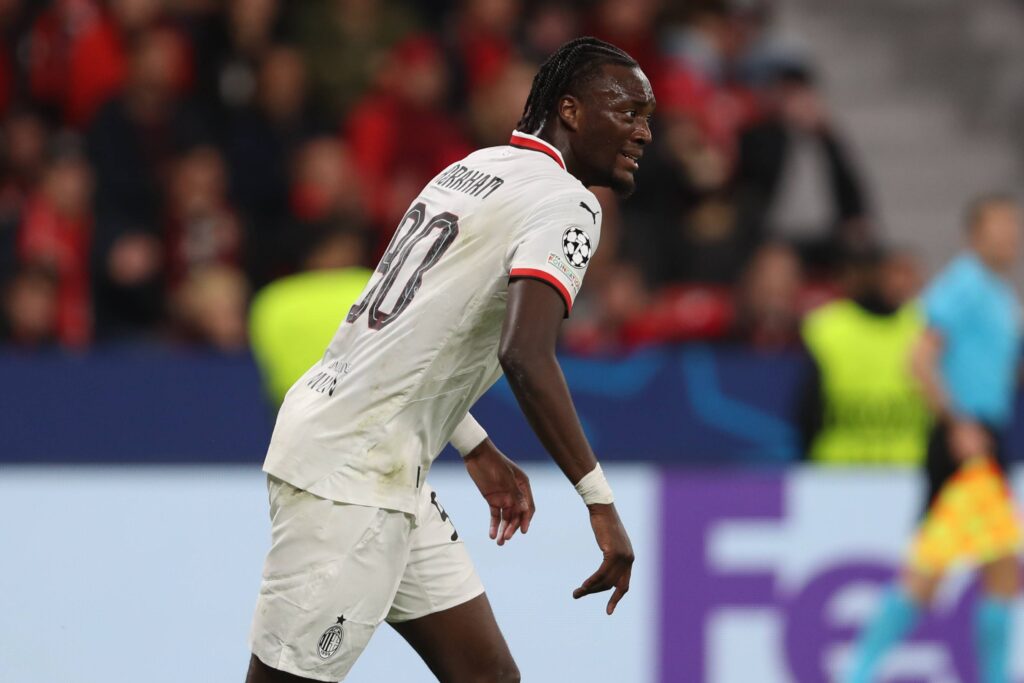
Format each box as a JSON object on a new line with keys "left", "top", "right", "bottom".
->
{"left": 463, "top": 439, "right": 535, "bottom": 546}
{"left": 573, "top": 503, "right": 634, "bottom": 615}
{"left": 948, "top": 419, "right": 990, "bottom": 463}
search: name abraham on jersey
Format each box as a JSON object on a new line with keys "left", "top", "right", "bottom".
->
{"left": 433, "top": 164, "right": 505, "bottom": 198}
{"left": 562, "top": 227, "right": 592, "bottom": 268}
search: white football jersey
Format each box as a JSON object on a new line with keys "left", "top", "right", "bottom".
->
{"left": 263, "top": 132, "right": 603, "bottom": 515}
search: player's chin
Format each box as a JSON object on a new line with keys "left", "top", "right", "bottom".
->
{"left": 608, "top": 170, "right": 637, "bottom": 198}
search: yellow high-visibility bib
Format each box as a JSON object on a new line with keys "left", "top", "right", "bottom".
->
{"left": 802, "top": 299, "right": 931, "bottom": 465}
{"left": 249, "top": 268, "right": 372, "bottom": 405}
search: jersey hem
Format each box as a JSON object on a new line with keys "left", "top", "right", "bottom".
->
{"left": 263, "top": 466, "right": 419, "bottom": 518}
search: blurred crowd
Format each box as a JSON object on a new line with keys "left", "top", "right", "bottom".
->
{"left": 0, "top": 0, "right": 919, "bottom": 353}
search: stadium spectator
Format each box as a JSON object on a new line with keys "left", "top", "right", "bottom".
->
{"left": 585, "top": 0, "right": 665, "bottom": 91}
{"left": 288, "top": 137, "right": 364, "bottom": 225}
{"left": 171, "top": 262, "right": 249, "bottom": 351}
{"left": 1, "top": 107, "right": 48, "bottom": 191}
{"left": 734, "top": 65, "right": 874, "bottom": 273}
{"left": 344, "top": 35, "right": 472, "bottom": 250}
{"left": 0, "top": 264, "right": 59, "bottom": 347}
{"left": 618, "top": 105, "right": 741, "bottom": 285}
{"left": 305, "top": 225, "right": 368, "bottom": 273}
{"left": 0, "top": 109, "right": 49, "bottom": 275}
{"left": 444, "top": 0, "right": 521, "bottom": 100}
{"left": 282, "top": 136, "right": 370, "bottom": 277}
{"left": 730, "top": 242, "right": 804, "bottom": 349}
{"left": 466, "top": 58, "right": 536, "bottom": 147}
{"left": 659, "top": 0, "right": 763, "bottom": 155}
{"left": 285, "top": 0, "right": 419, "bottom": 119}
{"left": 87, "top": 26, "right": 207, "bottom": 339}
{"left": 0, "top": 0, "right": 27, "bottom": 118}
{"left": 27, "top": 0, "right": 176, "bottom": 128}
{"left": 223, "top": 44, "right": 326, "bottom": 284}
{"left": 187, "top": 0, "right": 285, "bottom": 116}
{"left": 614, "top": 1, "right": 783, "bottom": 287}
{"left": 562, "top": 262, "right": 654, "bottom": 355}
{"left": 0, "top": 0, "right": 882, "bottom": 352}
{"left": 165, "top": 144, "right": 242, "bottom": 291}
{"left": 798, "top": 248, "right": 930, "bottom": 465}
{"left": 519, "top": 2, "right": 580, "bottom": 63}
{"left": 17, "top": 144, "right": 94, "bottom": 347}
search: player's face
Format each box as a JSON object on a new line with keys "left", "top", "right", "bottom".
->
{"left": 574, "top": 64, "right": 655, "bottom": 197}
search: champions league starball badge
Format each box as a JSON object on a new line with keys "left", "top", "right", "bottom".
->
{"left": 562, "top": 227, "right": 592, "bottom": 268}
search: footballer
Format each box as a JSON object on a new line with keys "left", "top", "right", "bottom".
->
{"left": 246, "top": 37, "right": 655, "bottom": 683}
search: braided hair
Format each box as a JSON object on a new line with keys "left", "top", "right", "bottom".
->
{"left": 516, "top": 37, "right": 638, "bottom": 135}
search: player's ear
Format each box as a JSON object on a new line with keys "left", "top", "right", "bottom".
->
{"left": 557, "top": 95, "right": 581, "bottom": 132}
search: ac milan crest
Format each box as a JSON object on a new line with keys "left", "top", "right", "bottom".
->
{"left": 317, "top": 615, "right": 345, "bottom": 659}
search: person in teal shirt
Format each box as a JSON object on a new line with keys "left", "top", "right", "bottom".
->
{"left": 846, "top": 194, "right": 1023, "bottom": 683}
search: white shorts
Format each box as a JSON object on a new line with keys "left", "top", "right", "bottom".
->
{"left": 248, "top": 476, "right": 485, "bottom": 681}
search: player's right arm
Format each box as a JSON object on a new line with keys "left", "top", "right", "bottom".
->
{"left": 498, "top": 277, "right": 634, "bottom": 615}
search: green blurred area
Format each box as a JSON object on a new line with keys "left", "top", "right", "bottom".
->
{"left": 249, "top": 268, "right": 372, "bottom": 405}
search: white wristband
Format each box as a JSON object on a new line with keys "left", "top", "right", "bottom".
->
{"left": 574, "top": 464, "right": 615, "bottom": 505}
{"left": 450, "top": 413, "right": 488, "bottom": 457}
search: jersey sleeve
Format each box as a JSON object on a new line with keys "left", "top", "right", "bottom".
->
{"left": 507, "top": 189, "right": 602, "bottom": 315}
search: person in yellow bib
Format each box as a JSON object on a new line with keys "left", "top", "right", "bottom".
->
{"left": 845, "top": 195, "right": 1023, "bottom": 683}
{"left": 250, "top": 267, "right": 373, "bottom": 406}
{"left": 249, "top": 226, "right": 374, "bottom": 406}
{"left": 800, "top": 248, "right": 930, "bottom": 466}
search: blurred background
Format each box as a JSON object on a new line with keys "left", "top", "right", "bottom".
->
{"left": 1, "top": 0, "right": 1024, "bottom": 681}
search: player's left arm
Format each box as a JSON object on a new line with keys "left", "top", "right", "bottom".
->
{"left": 451, "top": 413, "right": 536, "bottom": 546}
{"left": 495, "top": 191, "right": 633, "bottom": 614}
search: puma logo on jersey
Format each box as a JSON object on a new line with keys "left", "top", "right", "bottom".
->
{"left": 579, "top": 201, "right": 599, "bottom": 224}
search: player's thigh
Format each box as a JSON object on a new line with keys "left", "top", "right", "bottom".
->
{"left": 386, "top": 484, "right": 485, "bottom": 623}
{"left": 390, "top": 593, "right": 519, "bottom": 683}
{"left": 246, "top": 652, "right": 323, "bottom": 683}
{"left": 249, "top": 477, "right": 413, "bottom": 682}
{"left": 386, "top": 485, "right": 516, "bottom": 682}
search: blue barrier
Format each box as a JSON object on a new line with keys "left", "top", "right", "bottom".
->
{"left": 0, "top": 347, "right": 273, "bottom": 464}
{"left": 2, "top": 345, "right": 1020, "bottom": 464}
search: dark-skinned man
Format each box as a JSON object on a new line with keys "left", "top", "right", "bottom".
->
{"left": 245, "top": 37, "right": 655, "bottom": 683}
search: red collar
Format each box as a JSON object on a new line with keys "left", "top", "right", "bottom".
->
{"left": 508, "top": 131, "right": 566, "bottom": 170}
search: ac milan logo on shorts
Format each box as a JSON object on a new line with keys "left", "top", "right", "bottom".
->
{"left": 562, "top": 227, "right": 592, "bottom": 269}
{"left": 317, "top": 616, "right": 345, "bottom": 659}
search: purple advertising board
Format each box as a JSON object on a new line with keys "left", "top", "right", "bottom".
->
{"left": 659, "top": 470, "right": 1024, "bottom": 683}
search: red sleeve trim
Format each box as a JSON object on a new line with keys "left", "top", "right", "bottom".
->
{"left": 509, "top": 268, "right": 573, "bottom": 314}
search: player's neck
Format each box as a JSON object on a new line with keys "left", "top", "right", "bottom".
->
{"left": 537, "top": 125, "right": 591, "bottom": 186}
{"left": 971, "top": 246, "right": 1012, "bottom": 276}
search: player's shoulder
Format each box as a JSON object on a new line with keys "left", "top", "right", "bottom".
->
{"left": 522, "top": 180, "right": 602, "bottom": 232}
{"left": 931, "top": 253, "right": 983, "bottom": 296}
{"left": 434, "top": 136, "right": 600, "bottom": 224}
{"left": 468, "top": 134, "right": 585, "bottom": 190}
